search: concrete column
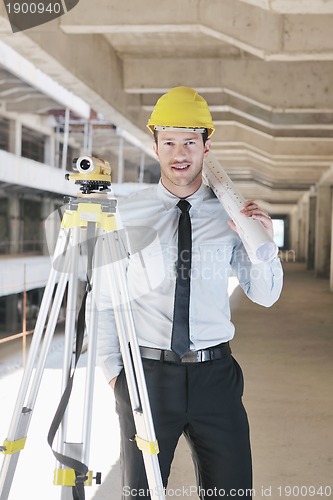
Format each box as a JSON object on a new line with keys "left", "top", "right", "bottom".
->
{"left": 289, "top": 207, "right": 299, "bottom": 261}
{"left": 315, "top": 184, "right": 332, "bottom": 278}
{"left": 41, "top": 198, "right": 55, "bottom": 256}
{"left": 61, "top": 107, "right": 70, "bottom": 171}
{"left": 5, "top": 294, "right": 20, "bottom": 333}
{"left": 55, "top": 125, "right": 61, "bottom": 168}
{"left": 44, "top": 134, "right": 55, "bottom": 167}
{"left": 8, "top": 195, "right": 21, "bottom": 254}
{"left": 8, "top": 119, "right": 22, "bottom": 156}
{"left": 307, "top": 195, "right": 316, "bottom": 270}
{"left": 297, "top": 196, "right": 309, "bottom": 262}
{"left": 138, "top": 150, "right": 145, "bottom": 183}
{"left": 330, "top": 195, "right": 333, "bottom": 292}
{"left": 304, "top": 197, "right": 310, "bottom": 263}
{"left": 117, "top": 136, "right": 124, "bottom": 183}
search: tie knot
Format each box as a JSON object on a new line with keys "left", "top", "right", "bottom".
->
{"left": 177, "top": 199, "right": 191, "bottom": 213}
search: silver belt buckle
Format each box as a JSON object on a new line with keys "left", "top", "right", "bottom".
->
{"left": 201, "top": 349, "right": 212, "bottom": 362}
{"left": 181, "top": 350, "right": 211, "bottom": 363}
{"left": 181, "top": 351, "right": 198, "bottom": 363}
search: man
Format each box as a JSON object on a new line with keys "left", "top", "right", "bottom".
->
{"left": 94, "top": 87, "right": 283, "bottom": 499}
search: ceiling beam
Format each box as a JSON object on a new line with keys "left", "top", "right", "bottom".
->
{"left": 142, "top": 98, "right": 333, "bottom": 133}
{"left": 0, "top": 41, "right": 90, "bottom": 119}
{"left": 212, "top": 123, "right": 333, "bottom": 156}
{"left": 0, "top": 11, "right": 156, "bottom": 157}
{"left": 6, "top": 97, "right": 61, "bottom": 113}
{"left": 60, "top": 0, "right": 333, "bottom": 60}
{"left": 124, "top": 58, "right": 333, "bottom": 110}
{"left": 239, "top": 0, "right": 333, "bottom": 14}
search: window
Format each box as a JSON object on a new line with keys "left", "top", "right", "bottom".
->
{"left": 21, "top": 126, "right": 46, "bottom": 163}
{"left": 272, "top": 215, "right": 289, "bottom": 250}
{"left": 0, "top": 198, "right": 9, "bottom": 254}
{"left": 57, "top": 142, "right": 75, "bottom": 171}
{"left": 0, "top": 117, "right": 10, "bottom": 152}
{"left": 20, "top": 199, "right": 42, "bottom": 253}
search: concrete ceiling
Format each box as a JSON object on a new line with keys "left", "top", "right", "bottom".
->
{"left": 1, "top": 0, "right": 333, "bottom": 208}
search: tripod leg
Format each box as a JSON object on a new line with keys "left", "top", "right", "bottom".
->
{"left": 52, "top": 223, "right": 104, "bottom": 499}
{"left": 57, "top": 225, "right": 81, "bottom": 460}
{"left": 104, "top": 231, "right": 165, "bottom": 500}
{"left": 0, "top": 227, "right": 71, "bottom": 500}
{"left": 81, "top": 232, "right": 103, "bottom": 465}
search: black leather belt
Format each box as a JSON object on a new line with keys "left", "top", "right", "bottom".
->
{"left": 139, "top": 342, "right": 231, "bottom": 364}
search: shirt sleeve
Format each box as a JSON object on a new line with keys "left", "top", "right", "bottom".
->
{"left": 85, "top": 266, "right": 123, "bottom": 383}
{"left": 230, "top": 238, "right": 283, "bottom": 307}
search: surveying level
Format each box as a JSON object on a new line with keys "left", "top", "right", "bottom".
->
{"left": 66, "top": 156, "right": 112, "bottom": 195}
{"left": 0, "top": 156, "right": 165, "bottom": 500}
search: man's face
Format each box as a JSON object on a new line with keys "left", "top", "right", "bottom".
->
{"left": 154, "top": 131, "right": 211, "bottom": 197}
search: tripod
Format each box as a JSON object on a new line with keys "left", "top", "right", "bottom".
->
{"left": 0, "top": 181, "right": 165, "bottom": 499}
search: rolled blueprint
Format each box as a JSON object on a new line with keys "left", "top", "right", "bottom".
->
{"left": 203, "top": 151, "right": 278, "bottom": 264}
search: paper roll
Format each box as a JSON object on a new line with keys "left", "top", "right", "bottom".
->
{"left": 203, "top": 151, "right": 278, "bottom": 264}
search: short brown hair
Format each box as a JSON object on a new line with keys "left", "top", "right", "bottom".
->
{"left": 154, "top": 128, "right": 209, "bottom": 145}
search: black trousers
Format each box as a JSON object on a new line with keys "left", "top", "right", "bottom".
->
{"left": 114, "top": 354, "right": 252, "bottom": 499}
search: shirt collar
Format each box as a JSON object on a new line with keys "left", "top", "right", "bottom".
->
{"left": 157, "top": 179, "right": 207, "bottom": 212}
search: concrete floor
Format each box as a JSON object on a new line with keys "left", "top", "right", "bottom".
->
{"left": 1, "top": 261, "right": 332, "bottom": 499}
{"left": 167, "top": 261, "right": 333, "bottom": 499}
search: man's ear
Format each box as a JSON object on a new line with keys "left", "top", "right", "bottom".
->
{"left": 153, "top": 141, "right": 159, "bottom": 159}
{"left": 203, "top": 139, "right": 211, "bottom": 157}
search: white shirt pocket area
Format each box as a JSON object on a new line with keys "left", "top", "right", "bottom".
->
{"left": 126, "top": 235, "right": 172, "bottom": 301}
{"left": 197, "top": 241, "right": 234, "bottom": 283}
{"left": 86, "top": 226, "right": 166, "bottom": 309}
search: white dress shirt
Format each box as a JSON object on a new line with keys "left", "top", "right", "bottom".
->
{"left": 92, "top": 181, "right": 283, "bottom": 382}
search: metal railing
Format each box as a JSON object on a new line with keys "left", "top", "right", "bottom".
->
{"left": 0, "top": 286, "right": 65, "bottom": 368}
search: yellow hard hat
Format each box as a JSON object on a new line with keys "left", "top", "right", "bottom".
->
{"left": 147, "top": 86, "right": 215, "bottom": 138}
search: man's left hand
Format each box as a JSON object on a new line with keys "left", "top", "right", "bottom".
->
{"left": 228, "top": 200, "right": 274, "bottom": 239}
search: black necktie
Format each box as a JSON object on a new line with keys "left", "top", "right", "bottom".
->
{"left": 171, "top": 199, "right": 192, "bottom": 358}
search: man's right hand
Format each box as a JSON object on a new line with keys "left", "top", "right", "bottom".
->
{"left": 109, "top": 377, "right": 118, "bottom": 390}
